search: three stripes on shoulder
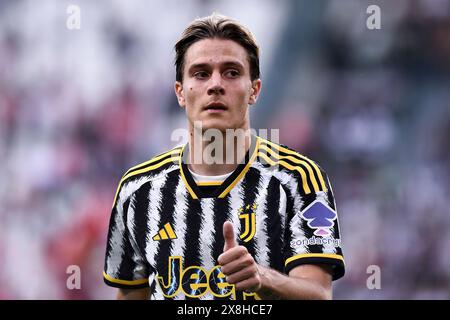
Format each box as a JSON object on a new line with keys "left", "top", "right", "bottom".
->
{"left": 258, "top": 138, "right": 327, "bottom": 195}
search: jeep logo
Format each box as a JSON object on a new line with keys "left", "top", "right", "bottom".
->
{"left": 156, "top": 256, "right": 258, "bottom": 300}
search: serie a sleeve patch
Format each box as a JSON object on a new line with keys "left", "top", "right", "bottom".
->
{"left": 301, "top": 200, "right": 337, "bottom": 237}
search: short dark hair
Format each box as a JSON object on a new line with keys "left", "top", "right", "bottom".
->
{"left": 174, "top": 13, "right": 260, "bottom": 82}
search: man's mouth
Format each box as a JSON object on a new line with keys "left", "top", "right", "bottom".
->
{"left": 204, "top": 102, "right": 227, "bottom": 112}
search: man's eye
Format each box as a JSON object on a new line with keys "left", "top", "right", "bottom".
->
{"left": 194, "top": 71, "right": 209, "bottom": 79}
{"left": 225, "top": 70, "right": 240, "bottom": 78}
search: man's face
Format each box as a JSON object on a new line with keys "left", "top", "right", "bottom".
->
{"left": 175, "top": 38, "right": 261, "bottom": 133}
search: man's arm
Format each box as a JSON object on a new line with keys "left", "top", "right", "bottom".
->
{"left": 218, "top": 221, "right": 333, "bottom": 300}
{"left": 256, "top": 264, "right": 332, "bottom": 300}
{"left": 116, "top": 288, "right": 151, "bottom": 300}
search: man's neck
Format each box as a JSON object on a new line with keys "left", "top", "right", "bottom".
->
{"left": 187, "top": 129, "right": 252, "bottom": 176}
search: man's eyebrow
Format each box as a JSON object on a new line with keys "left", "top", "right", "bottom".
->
{"left": 188, "top": 63, "right": 210, "bottom": 72}
{"left": 188, "top": 61, "right": 245, "bottom": 72}
{"left": 221, "top": 61, "right": 245, "bottom": 69}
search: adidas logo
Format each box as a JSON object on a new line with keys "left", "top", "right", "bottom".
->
{"left": 152, "top": 223, "right": 177, "bottom": 241}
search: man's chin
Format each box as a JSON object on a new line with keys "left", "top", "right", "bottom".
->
{"left": 197, "top": 120, "right": 231, "bottom": 134}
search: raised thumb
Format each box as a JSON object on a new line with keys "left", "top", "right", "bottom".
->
{"left": 223, "top": 221, "right": 237, "bottom": 252}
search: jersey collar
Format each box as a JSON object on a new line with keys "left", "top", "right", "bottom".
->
{"left": 179, "top": 134, "right": 260, "bottom": 199}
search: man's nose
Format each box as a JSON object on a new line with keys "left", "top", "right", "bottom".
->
{"left": 207, "top": 72, "right": 225, "bottom": 95}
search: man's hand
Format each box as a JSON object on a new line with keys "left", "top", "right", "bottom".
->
{"left": 217, "top": 221, "right": 333, "bottom": 300}
{"left": 218, "top": 221, "right": 262, "bottom": 292}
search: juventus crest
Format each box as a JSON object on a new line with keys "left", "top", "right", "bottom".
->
{"left": 238, "top": 203, "right": 257, "bottom": 242}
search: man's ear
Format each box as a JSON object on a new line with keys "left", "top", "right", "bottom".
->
{"left": 248, "top": 79, "right": 262, "bottom": 105}
{"left": 174, "top": 81, "right": 185, "bottom": 107}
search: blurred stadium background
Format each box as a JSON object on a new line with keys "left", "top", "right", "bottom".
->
{"left": 0, "top": 0, "right": 449, "bottom": 299}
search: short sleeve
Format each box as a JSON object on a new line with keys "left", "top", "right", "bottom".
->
{"left": 103, "top": 189, "right": 151, "bottom": 289}
{"left": 284, "top": 166, "right": 345, "bottom": 280}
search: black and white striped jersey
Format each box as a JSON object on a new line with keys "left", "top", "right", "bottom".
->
{"left": 103, "top": 134, "right": 345, "bottom": 300}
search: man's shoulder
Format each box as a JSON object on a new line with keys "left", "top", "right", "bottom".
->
{"left": 257, "top": 137, "right": 324, "bottom": 171}
{"left": 121, "top": 145, "right": 183, "bottom": 181}
{"left": 256, "top": 137, "right": 328, "bottom": 194}
{"left": 113, "top": 145, "right": 183, "bottom": 202}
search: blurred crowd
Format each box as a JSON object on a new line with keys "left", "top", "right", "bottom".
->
{"left": 0, "top": 0, "right": 449, "bottom": 299}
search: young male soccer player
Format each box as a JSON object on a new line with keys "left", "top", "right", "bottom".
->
{"left": 103, "top": 13, "right": 345, "bottom": 300}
